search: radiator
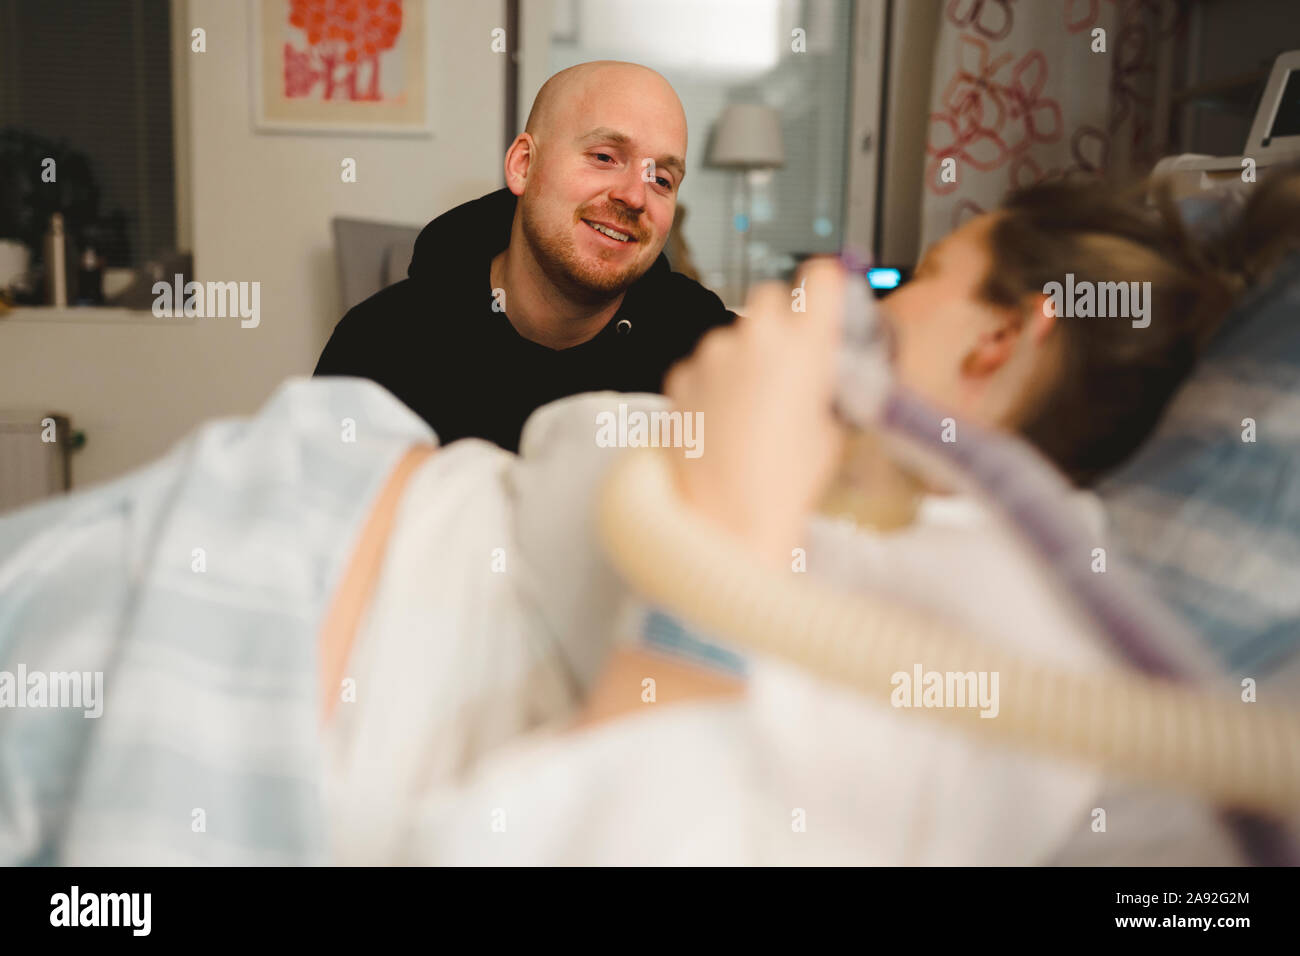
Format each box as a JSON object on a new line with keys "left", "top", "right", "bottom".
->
{"left": 0, "top": 412, "right": 72, "bottom": 514}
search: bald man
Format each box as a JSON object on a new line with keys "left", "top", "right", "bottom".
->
{"left": 314, "top": 61, "right": 733, "bottom": 452}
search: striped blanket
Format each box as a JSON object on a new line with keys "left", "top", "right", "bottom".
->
{"left": 0, "top": 377, "right": 432, "bottom": 864}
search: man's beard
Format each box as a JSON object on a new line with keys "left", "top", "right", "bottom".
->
{"left": 520, "top": 199, "right": 651, "bottom": 303}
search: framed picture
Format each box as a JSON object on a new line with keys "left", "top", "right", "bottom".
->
{"left": 251, "top": 0, "right": 431, "bottom": 136}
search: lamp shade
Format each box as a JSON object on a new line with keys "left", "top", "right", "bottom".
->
{"left": 708, "top": 104, "right": 785, "bottom": 169}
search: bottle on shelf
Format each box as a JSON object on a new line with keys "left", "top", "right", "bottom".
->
{"left": 76, "top": 245, "right": 104, "bottom": 306}
{"left": 44, "top": 212, "right": 68, "bottom": 307}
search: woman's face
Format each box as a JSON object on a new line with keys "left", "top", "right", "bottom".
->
{"left": 880, "top": 213, "right": 1053, "bottom": 427}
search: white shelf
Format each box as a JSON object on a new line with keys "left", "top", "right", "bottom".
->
{"left": 2, "top": 306, "right": 197, "bottom": 326}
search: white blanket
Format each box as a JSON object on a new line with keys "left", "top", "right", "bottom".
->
{"left": 325, "top": 392, "right": 1240, "bottom": 865}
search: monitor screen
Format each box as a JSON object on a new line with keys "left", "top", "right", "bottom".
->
{"left": 1266, "top": 69, "right": 1300, "bottom": 141}
{"left": 867, "top": 267, "right": 902, "bottom": 290}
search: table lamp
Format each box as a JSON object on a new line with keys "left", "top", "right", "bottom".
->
{"left": 708, "top": 103, "right": 785, "bottom": 301}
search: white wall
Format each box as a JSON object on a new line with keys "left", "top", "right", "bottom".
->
{"left": 0, "top": 0, "right": 504, "bottom": 490}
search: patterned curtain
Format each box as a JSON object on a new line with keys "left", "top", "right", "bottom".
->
{"left": 921, "top": 0, "right": 1187, "bottom": 247}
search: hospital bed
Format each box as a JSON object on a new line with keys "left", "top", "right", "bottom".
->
{"left": 599, "top": 124, "right": 1300, "bottom": 866}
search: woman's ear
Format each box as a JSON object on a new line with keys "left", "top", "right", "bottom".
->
{"left": 961, "top": 295, "right": 1056, "bottom": 378}
{"left": 961, "top": 306, "right": 1022, "bottom": 378}
{"left": 1023, "top": 292, "right": 1057, "bottom": 344}
{"left": 503, "top": 134, "right": 536, "bottom": 196}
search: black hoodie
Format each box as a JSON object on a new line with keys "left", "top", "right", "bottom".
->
{"left": 314, "top": 188, "right": 733, "bottom": 452}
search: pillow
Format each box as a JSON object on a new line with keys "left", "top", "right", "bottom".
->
{"left": 1098, "top": 244, "right": 1300, "bottom": 677}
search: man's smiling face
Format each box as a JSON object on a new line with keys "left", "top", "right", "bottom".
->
{"left": 514, "top": 63, "right": 689, "bottom": 302}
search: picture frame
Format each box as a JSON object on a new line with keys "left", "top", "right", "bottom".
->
{"left": 250, "top": 0, "right": 431, "bottom": 136}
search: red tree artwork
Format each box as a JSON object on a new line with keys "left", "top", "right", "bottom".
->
{"left": 284, "top": 0, "right": 404, "bottom": 101}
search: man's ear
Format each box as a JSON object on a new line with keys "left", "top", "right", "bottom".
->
{"left": 960, "top": 296, "right": 1055, "bottom": 378}
{"left": 503, "top": 133, "right": 536, "bottom": 197}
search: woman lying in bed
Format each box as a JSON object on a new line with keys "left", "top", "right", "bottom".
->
{"left": 3, "top": 171, "right": 1297, "bottom": 866}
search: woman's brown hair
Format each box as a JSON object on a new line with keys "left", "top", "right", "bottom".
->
{"left": 979, "top": 164, "right": 1300, "bottom": 486}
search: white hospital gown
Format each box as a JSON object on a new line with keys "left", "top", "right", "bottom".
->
{"left": 324, "top": 392, "right": 1242, "bottom": 866}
